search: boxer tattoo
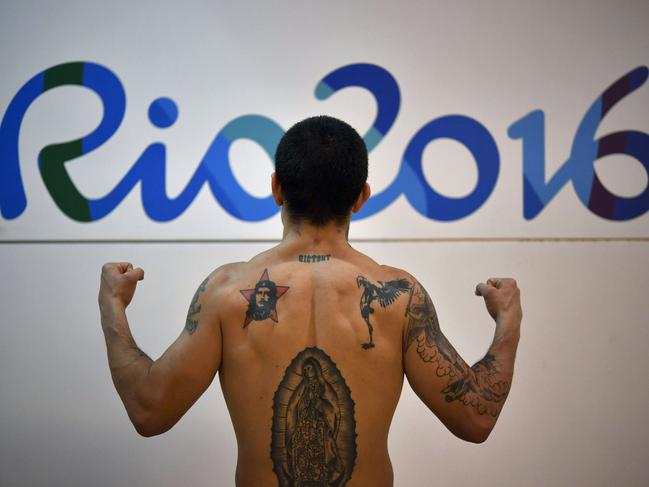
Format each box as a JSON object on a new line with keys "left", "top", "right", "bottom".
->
{"left": 271, "top": 347, "right": 357, "bottom": 486}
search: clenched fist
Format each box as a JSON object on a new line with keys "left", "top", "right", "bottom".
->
{"left": 475, "top": 278, "right": 522, "bottom": 326}
{"left": 99, "top": 262, "right": 145, "bottom": 310}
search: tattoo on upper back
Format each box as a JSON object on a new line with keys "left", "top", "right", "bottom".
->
{"left": 272, "top": 347, "right": 357, "bottom": 486}
{"left": 356, "top": 276, "right": 411, "bottom": 349}
{"left": 239, "top": 269, "right": 289, "bottom": 327}
{"left": 299, "top": 254, "right": 331, "bottom": 263}
{"left": 185, "top": 276, "right": 209, "bottom": 335}
{"left": 404, "top": 280, "right": 510, "bottom": 416}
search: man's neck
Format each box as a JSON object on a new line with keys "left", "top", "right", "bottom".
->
{"left": 279, "top": 217, "right": 352, "bottom": 254}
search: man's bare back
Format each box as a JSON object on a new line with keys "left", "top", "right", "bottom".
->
{"left": 98, "top": 116, "right": 521, "bottom": 486}
{"left": 217, "top": 240, "right": 410, "bottom": 485}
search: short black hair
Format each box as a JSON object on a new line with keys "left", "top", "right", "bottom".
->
{"left": 275, "top": 115, "right": 368, "bottom": 226}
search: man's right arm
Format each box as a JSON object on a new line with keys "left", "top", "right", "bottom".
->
{"left": 403, "top": 277, "right": 522, "bottom": 443}
{"left": 99, "top": 263, "right": 230, "bottom": 437}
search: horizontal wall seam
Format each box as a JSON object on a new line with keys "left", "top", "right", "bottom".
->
{"left": 0, "top": 238, "right": 648, "bottom": 245}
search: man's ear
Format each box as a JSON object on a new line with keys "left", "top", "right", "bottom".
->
{"left": 271, "top": 173, "right": 283, "bottom": 206}
{"left": 351, "top": 183, "right": 371, "bottom": 213}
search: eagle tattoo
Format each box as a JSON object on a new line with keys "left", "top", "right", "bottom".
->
{"left": 356, "top": 276, "right": 412, "bottom": 349}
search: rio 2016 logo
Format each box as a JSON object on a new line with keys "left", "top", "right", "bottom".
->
{"left": 1, "top": 62, "right": 648, "bottom": 223}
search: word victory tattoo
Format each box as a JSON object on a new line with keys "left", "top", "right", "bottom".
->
{"left": 239, "top": 269, "right": 289, "bottom": 327}
{"left": 299, "top": 254, "right": 331, "bottom": 263}
{"left": 185, "top": 276, "right": 209, "bottom": 335}
{"left": 356, "top": 276, "right": 411, "bottom": 349}
{"left": 272, "top": 347, "right": 357, "bottom": 486}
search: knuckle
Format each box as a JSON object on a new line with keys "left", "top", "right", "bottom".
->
{"left": 502, "top": 278, "right": 516, "bottom": 288}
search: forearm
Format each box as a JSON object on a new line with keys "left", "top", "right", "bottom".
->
{"left": 438, "top": 321, "right": 519, "bottom": 442}
{"left": 471, "top": 277, "right": 522, "bottom": 408}
{"left": 469, "top": 318, "right": 520, "bottom": 415}
{"left": 100, "top": 300, "right": 156, "bottom": 431}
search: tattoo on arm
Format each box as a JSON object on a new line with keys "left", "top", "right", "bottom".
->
{"left": 272, "top": 347, "right": 357, "bottom": 486}
{"left": 404, "top": 281, "right": 510, "bottom": 416}
{"left": 356, "top": 275, "right": 411, "bottom": 349}
{"left": 185, "top": 276, "right": 209, "bottom": 335}
{"left": 298, "top": 254, "right": 331, "bottom": 263}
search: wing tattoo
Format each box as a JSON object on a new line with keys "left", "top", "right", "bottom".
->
{"left": 376, "top": 279, "right": 412, "bottom": 307}
{"left": 356, "top": 276, "right": 411, "bottom": 349}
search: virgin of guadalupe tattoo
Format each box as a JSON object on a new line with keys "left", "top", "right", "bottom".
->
{"left": 356, "top": 276, "right": 411, "bottom": 349}
{"left": 272, "top": 347, "right": 357, "bottom": 487}
{"left": 239, "top": 269, "right": 289, "bottom": 327}
{"left": 403, "top": 281, "right": 510, "bottom": 416}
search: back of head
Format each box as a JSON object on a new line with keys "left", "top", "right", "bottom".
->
{"left": 275, "top": 116, "right": 368, "bottom": 226}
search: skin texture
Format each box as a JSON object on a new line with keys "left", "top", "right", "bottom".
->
{"left": 99, "top": 178, "right": 522, "bottom": 487}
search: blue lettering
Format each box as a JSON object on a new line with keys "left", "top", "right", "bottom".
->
{"left": 1, "top": 62, "right": 647, "bottom": 224}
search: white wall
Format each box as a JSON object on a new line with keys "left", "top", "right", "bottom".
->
{"left": 1, "top": 242, "right": 648, "bottom": 486}
{"left": 1, "top": 1, "right": 648, "bottom": 486}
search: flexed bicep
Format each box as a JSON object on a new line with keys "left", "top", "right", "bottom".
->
{"left": 133, "top": 270, "right": 226, "bottom": 435}
{"left": 403, "top": 279, "right": 514, "bottom": 442}
{"left": 404, "top": 282, "right": 466, "bottom": 375}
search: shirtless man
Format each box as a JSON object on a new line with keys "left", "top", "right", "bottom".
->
{"left": 99, "top": 116, "right": 522, "bottom": 486}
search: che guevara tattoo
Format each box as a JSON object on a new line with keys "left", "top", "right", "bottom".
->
{"left": 356, "top": 276, "right": 411, "bottom": 349}
{"left": 239, "top": 269, "right": 289, "bottom": 327}
{"left": 403, "top": 280, "right": 511, "bottom": 416}
{"left": 272, "top": 347, "right": 357, "bottom": 486}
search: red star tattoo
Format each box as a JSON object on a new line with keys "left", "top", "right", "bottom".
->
{"left": 239, "top": 269, "right": 289, "bottom": 327}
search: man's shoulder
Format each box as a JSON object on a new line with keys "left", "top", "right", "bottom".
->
{"left": 202, "top": 258, "right": 279, "bottom": 296}
{"left": 376, "top": 264, "right": 412, "bottom": 280}
{"left": 202, "top": 262, "right": 248, "bottom": 296}
{"left": 355, "top": 261, "right": 414, "bottom": 287}
{"left": 345, "top": 248, "right": 410, "bottom": 278}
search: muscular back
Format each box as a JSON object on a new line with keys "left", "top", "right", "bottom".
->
{"left": 215, "top": 246, "right": 409, "bottom": 486}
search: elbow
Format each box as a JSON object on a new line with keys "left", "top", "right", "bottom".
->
{"left": 127, "top": 395, "right": 174, "bottom": 438}
{"left": 135, "top": 425, "right": 157, "bottom": 438}
{"left": 452, "top": 414, "right": 496, "bottom": 444}
{"left": 129, "top": 408, "right": 173, "bottom": 438}
{"left": 125, "top": 381, "right": 174, "bottom": 437}
{"left": 461, "top": 426, "right": 492, "bottom": 444}
{"left": 135, "top": 427, "right": 166, "bottom": 438}
{"left": 133, "top": 420, "right": 161, "bottom": 438}
{"left": 131, "top": 411, "right": 159, "bottom": 437}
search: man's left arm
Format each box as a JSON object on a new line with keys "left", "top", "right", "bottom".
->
{"left": 98, "top": 262, "right": 223, "bottom": 437}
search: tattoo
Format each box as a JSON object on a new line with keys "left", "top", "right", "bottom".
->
{"left": 185, "top": 276, "right": 209, "bottom": 335}
{"left": 404, "top": 281, "right": 510, "bottom": 416}
{"left": 356, "top": 276, "right": 411, "bottom": 349}
{"left": 298, "top": 254, "right": 331, "bottom": 263}
{"left": 272, "top": 347, "right": 357, "bottom": 486}
{"left": 239, "top": 269, "right": 289, "bottom": 327}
